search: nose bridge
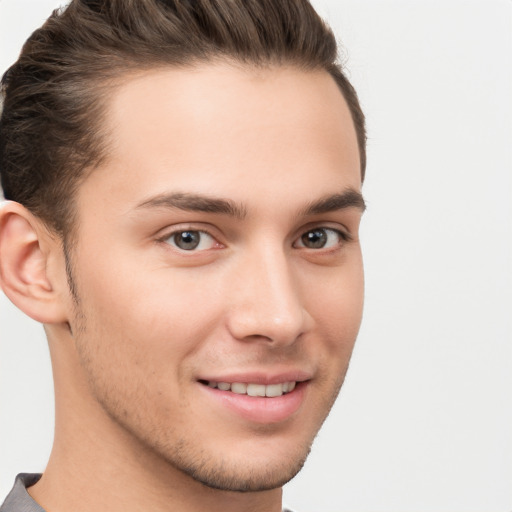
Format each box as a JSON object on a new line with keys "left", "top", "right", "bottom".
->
{"left": 227, "top": 242, "right": 310, "bottom": 344}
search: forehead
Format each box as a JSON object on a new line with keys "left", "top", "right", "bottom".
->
{"left": 79, "top": 63, "right": 361, "bottom": 215}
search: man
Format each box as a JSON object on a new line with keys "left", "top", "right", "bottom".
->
{"left": 0, "top": 1, "right": 366, "bottom": 511}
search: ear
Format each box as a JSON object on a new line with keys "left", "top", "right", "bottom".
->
{"left": 0, "top": 201, "right": 69, "bottom": 324}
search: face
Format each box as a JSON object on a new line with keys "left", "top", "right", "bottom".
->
{"left": 64, "top": 63, "right": 364, "bottom": 492}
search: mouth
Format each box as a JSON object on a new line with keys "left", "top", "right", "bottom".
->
{"left": 199, "top": 380, "right": 297, "bottom": 397}
{"left": 197, "top": 376, "right": 309, "bottom": 423}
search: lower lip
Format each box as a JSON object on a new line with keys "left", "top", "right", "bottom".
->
{"left": 199, "top": 382, "right": 308, "bottom": 424}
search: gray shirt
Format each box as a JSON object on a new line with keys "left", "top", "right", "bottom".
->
{"left": 0, "top": 475, "right": 45, "bottom": 512}
{"left": 1, "top": 474, "right": 296, "bottom": 512}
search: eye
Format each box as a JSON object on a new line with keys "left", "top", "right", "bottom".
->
{"left": 295, "top": 228, "right": 347, "bottom": 250}
{"left": 164, "top": 230, "right": 217, "bottom": 251}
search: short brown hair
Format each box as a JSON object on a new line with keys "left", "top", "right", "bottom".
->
{"left": 0, "top": 0, "right": 366, "bottom": 237}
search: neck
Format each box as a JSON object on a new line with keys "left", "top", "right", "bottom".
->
{"left": 29, "top": 326, "right": 282, "bottom": 512}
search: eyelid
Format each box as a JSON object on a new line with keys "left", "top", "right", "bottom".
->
{"left": 293, "top": 226, "right": 352, "bottom": 250}
{"left": 156, "top": 224, "right": 224, "bottom": 251}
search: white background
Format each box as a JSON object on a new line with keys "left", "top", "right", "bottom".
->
{"left": 1, "top": 1, "right": 511, "bottom": 511}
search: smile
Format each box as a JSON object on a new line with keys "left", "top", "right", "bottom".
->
{"left": 198, "top": 377, "right": 309, "bottom": 423}
{"left": 202, "top": 380, "right": 297, "bottom": 397}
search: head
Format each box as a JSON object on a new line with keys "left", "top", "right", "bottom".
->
{"left": 0, "top": 0, "right": 366, "bottom": 497}
{"left": 0, "top": 0, "right": 366, "bottom": 240}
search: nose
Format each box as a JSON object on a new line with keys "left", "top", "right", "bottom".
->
{"left": 226, "top": 247, "right": 312, "bottom": 346}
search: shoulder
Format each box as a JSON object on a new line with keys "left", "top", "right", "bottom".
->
{"left": 0, "top": 474, "right": 45, "bottom": 512}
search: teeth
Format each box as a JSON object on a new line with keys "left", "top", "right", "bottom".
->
{"left": 231, "top": 382, "right": 247, "bottom": 394}
{"left": 247, "top": 383, "right": 266, "bottom": 397}
{"left": 205, "top": 380, "right": 297, "bottom": 396}
{"left": 265, "top": 383, "right": 284, "bottom": 397}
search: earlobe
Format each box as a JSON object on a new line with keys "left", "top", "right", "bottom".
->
{"left": 0, "top": 201, "right": 69, "bottom": 324}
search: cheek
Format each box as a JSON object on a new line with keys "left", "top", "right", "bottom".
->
{"left": 70, "top": 268, "right": 217, "bottom": 426}
{"left": 305, "top": 258, "right": 364, "bottom": 346}
{"left": 80, "top": 245, "right": 218, "bottom": 326}
{"left": 72, "top": 253, "right": 226, "bottom": 384}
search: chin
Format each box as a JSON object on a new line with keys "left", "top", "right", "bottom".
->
{"left": 174, "top": 444, "right": 312, "bottom": 493}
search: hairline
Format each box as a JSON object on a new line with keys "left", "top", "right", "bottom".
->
{"left": 60, "top": 58, "right": 364, "bottom": 247}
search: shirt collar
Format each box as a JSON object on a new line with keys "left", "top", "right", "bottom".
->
{"left": 0, "top": 474, "right": 45, "bottom": 512}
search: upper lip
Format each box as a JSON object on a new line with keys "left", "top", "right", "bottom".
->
{"left": 197, "top": 369, "right": 312, "bottom": 385}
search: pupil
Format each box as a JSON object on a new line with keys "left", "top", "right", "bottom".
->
{"left": 302, "top": 229, "right": 327, "bottom": 248}
{"left": 175, "top": 231, "right": 200, "bottom": 250}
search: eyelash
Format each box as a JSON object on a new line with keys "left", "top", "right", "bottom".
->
{"left": 157, "top": 225, "right": 351, "bottom": 253}
{"left": 294, "top": 227, "right": 351, "bottom": 250}
{"left": 159, "top": 228, "right": 220, "bottom": 252}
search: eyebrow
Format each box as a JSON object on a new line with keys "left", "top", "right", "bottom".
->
{"left": 300, "top": 189, "right": 366, "bottom": 216}
{"left": 135, "top": 192, "right": 248, "bottom": 220}
{"left": 135, "top": 188, "right": 365, "bottom": 220}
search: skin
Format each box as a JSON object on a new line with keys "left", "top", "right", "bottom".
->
{"left": 0, "top": 63, "right": 364, "bottom": 512}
